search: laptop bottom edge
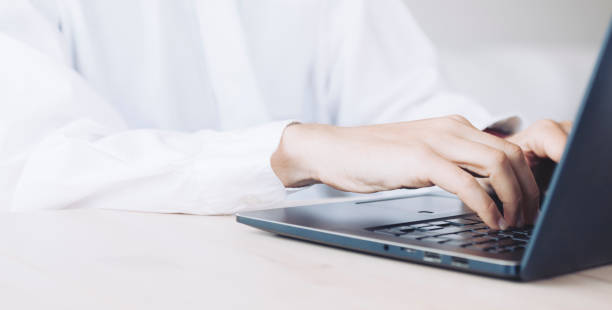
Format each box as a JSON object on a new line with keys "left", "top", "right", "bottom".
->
{"left": 237, "top": 215, "right": 522, "bottom": 281}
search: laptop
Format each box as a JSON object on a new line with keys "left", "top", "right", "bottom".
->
{"left": 236, "top": 22, "right": 612, "bottom": 281}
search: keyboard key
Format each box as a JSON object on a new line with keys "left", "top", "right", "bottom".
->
{"left": 440, "top": 233, "right": 471, "bottom": 241}
{"left": 498, "top": 245, "right": 525, "bottom": 253}
{"left": 444, "top": 240, "right": 474, "bottom": 247}
{"left": 399, "top": 232, "right": 435, "bottom": 240}
{"left": 385, "top": 228, "right": 408, "bottom": 236}
{"left": 418, "top": 225, "right": 444, "bottom": 231}
{"left": 409, "top": 223, "right": 431, "bottom": 229}
{"left": 457, "top": 231, "right": 479, "bottom": 238}
{"left": 421, "top": 236, "right": 450, "bottom": 243}
{"left": 467, "top": 243, "right": 497, "bottom": 251}
{"left": 496, "top": 238, "right": 522, "bottom": 247}
{"left": 470, "top": 224, "right": 490, "bottom": 231}
{"left": 512, "top": 235, "right": 530, "bottom": 242}
{"left": 428, "top": 221, "right": 452, "bottom": 226}
{"left": 463, "top": 216, "right": 483, "bottom": 222}
{"left": 471, "top": 237, "right": 496, "bottom": 244}
{"left": 512, "top": 232, "right": 529, "bottom": 239}
{"left": 486, "top": 247, "right": 511, "bottom": 254}
{"left": 514, "top": 226, "right": 533, "bottom": 233}
{"left": 446, "top": 218, "right": 478, "bottom": 226}
{"left": 430, "top": 226, "right": 473, "bottom": 236}
{"left": 493, "top": 235, "right": 512, "bottom": 241}
{"left": 396, "top": 226, "right": 415, "bottom": 233}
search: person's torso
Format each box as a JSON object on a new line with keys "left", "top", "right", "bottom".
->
{"left": 58, "top": 0, "right": 325, "bottom": 131}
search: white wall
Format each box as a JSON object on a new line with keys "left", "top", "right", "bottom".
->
{"left": 404, "top": 0, "right": 612, "bottom": 48}
{"left": 403, "top": 0, "right": 612, "bottom": 124}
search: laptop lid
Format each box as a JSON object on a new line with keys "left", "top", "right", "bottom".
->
{"left": 520, "top": 20, "right": 612, "bottom": 280}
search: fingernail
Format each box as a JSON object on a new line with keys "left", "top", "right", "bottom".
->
{"left": 498, "top": 218, "right": 508, "bottom": 230}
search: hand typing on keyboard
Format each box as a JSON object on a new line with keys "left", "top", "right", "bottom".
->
{"left": 272, "top": 116, "right": 571, "bottom": 230}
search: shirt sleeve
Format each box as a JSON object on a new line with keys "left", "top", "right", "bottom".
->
{"left": 315, "top": 0, "right": 519, "bottom": 131}
{"left": 0, "top": 3, "right": 291, "bottom": 214}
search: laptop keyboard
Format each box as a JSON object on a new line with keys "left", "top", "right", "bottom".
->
{"left": 373, "top": 215, "right": 532, "bottom": 254}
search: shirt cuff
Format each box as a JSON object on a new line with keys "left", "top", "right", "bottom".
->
{"left": 233, "top": 119, "right": 300, "bottom": 212}
{"left": 192, "top": 119, "right": 300, "bottom": 214}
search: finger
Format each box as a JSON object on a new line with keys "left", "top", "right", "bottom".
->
{"left": 475, "top": 178, "right": 493, "bottom": 194}
{"left": 560, "top": 121, "right": 572, "bottom": 135}
{"left": 526, "top": 120, "right": 569, "bottom": 163}
{"left": 455, "top": 127, "right": 539, "bottom": 226}
{"left": 424, "top": 153, "right": 506, "bottom": 230}
{"left": 430, "top": 137, "right": 524, "bottom": 228}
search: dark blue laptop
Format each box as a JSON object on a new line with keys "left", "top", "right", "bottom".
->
{"left": 236, "top": 21, "right": 612, "bottom": 281}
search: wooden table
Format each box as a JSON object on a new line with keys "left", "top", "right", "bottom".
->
{"left": 1, "top": 204, "right": 611, "bottom": 309}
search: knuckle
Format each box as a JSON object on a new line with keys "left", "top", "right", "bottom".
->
{"left": 488, "top": 150, "right": 509, "bottom": 169}
{"left": 447, "top": 114, "right": 470, "bottom": 124}
{"left": 505, "top": 143, "right": 524, "bottom": 161}
{"left": 434, "top": 116, "right": 464, "bottom": 131}
{"left": 534, "top": 119, "right": 558, "bottom": 130}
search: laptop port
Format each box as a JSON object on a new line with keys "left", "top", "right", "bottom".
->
{"left": 423, "top": 252, "right": 442, "bottom": 264}
{"left": 451, "top": 257, "right": 469, "bottom": 269}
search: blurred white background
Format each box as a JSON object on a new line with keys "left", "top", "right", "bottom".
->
{"left": 404, "top": 0, "right": 612, "bottom": 124}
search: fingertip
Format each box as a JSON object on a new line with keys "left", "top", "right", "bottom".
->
{"left": 502, "top": 207, "right": 519, "bottom": 228}
{"left": 498, "top": 217, "right": 508, "bottom": 231}
{"left": 479, "top": 200, "right": 505, "bottom": 230}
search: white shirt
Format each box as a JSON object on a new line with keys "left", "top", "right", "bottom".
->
{"left": 0, "top": 0, "right": 512, "bottom": 214}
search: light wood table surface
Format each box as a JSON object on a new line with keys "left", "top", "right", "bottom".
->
{"left": 1, "top": 200, "right": 611, "bottom": 310}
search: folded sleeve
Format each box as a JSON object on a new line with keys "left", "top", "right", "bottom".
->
{"left": 0, "top": 3, "right": 291, "bottom": 214}
{"left": 315, "top": 0, "right": 517, "bottom": 131}
{"left": 11, "top": 118, "right": 292, "bottom": 214}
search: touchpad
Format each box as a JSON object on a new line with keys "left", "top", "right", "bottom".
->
{"left": 357, "top": 194, "right": 472, "bottom": 220}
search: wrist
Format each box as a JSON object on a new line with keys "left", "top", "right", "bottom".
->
{"left": 271, "top": 123, "right": 325, "bottom": 187}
